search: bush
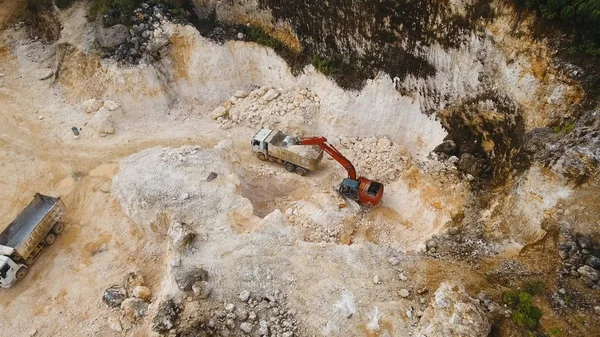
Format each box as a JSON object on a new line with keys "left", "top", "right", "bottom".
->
{"left": 55, "top": 0, "right": 75, "bottom": 9}
{"left": 26, "top": 0, "right": 53, "bottom": 12}
{"left": 310, "top": 55, "right": 353, "bottom": 76}
{"left": 246, "top": 26, "right": 281, "bottom": 49}
{"left": 504, "top": 290, "right": 543, "bottom": 329}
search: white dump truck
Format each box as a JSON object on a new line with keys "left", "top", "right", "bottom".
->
{"left": 251, "top": 128, "right": 323, "bottom": 175}
{"left": 0, "top": 193, "right": 66, "bottom": 288}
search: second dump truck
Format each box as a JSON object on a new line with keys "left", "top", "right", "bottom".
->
{"left": 0, "top": 193, "right": 66, "bottom": 288}
{"left": 251, "top": 128, "right": 324, "bottom": 176}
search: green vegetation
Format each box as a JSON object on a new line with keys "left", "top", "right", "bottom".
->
{"left": 547, "top": 327, "right": 563, "bottom": 336}
{"left": 504, "top": 282, "right": 544, "bottom": 331}
{"left": 310, "top": 55, "right": 353, "bottom": 76}
{"left": 519, "top": 0, "right": 600, "bottom": 56}
{"left": 504, "top": 290, "right": 543, "bottom": 329}
{"left": 88, "top": 0, "right": 143, "bottom": 23}
{"left": 246, "top": 26, "right": 281, "bottom": 49}
{"left": 26, "top": 0, "right": 52, "bottom": 12}
{"left": 55, "top": 0, "right": 76, "bottom": 9}
{"left": 552, "top": 120, "right": 575, "bottom": 133}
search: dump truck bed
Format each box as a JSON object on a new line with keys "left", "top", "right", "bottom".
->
{"left": 265, "top": 131, "right": 323, "bottom": 171}
{"left": 0, "top": 194, "right": 65, "bottom": 260}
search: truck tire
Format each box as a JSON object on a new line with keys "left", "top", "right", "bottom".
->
{"left": 16, "top": 267, "right": 28, "bottom": 281}
{"left": 44, "top": 233, "right": 56, "bottom": 246}
{"left": 52, "top": 222, "right": 64, "bottom": 235}
{"left": 295, "top": 167, "right": 307, "bottom": 176}
{"left": 284, "top": 162, "right": 295, "bottom": 172}
{"left": 258, "top": 153, "right": 267, "bottom": 161}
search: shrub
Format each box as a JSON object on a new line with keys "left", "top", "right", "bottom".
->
{"left": 504, "top": 290, "right": 543, "bottom": 329}
{"left": 246, "top": 26, "right": 281, "bottom": 49}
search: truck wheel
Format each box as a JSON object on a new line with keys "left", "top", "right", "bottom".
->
{"left": 44, "top": 233, "right": 56, "bottom": 246}
{"left": 16, "top": 267, "right": 28, "bottom": 281}
{"left": 284, "top": 162, "right": 295, "bottom": 172}
{"left": 52, "top": 222, "right": 64, "bottom": 235}
{"left": 295, "top": 167, "right": 307, "bottom": 176}
{"left": 258, "top": 153, "right": 267, "bottom": 161}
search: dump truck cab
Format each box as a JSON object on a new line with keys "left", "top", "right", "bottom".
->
{"left": 251, "top": 128, "right": 271, "bottom": 155}
{"left": 0, "top": 255, "right": 27, "bottom": 288}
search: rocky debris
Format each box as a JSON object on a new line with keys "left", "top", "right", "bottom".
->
{"left": 152, "top": 299, "right": 183, "bottom": 333}
{"left": 132, "top": 285, "right": 152, "bottom": 300}
{"left": 103, "top": 100, "right": 120, "bottom": 111}
{"left": 95, "top": 17, "right": 130, "bottom": 50}
{"left": 82, "top": 99, "right": 103, "bottom": 114}
{"left": 175, "top": 267, "right": 209, "bottom": 291}
{"left": 263, "top": 89, "right": 280, "bottom": 102}
{"left": 526, "top": 109, "right": 600, "bottom": 184}
{"left": 213, "top": 87, "right": 320, "bottom": 130}
{"left": 88, "top": 109, "right": 115, "bottom": 136}
{"left": 192, "top": 281, "right": 211, "bottom": 299}
{"left": 35, "top": 68, "right": 53, "bottom": 80}
{"left": 28, "top": 328, "right": 37, "bottom": 336}
{"left": 103, "top": 285, "right": 127, "bottom": 308}
{"left": 233, "top": 90, "right": 248, "bottom": 98}
{"left": 99, "top": 2, "right": 174, "bottom": 63}
{"left": 124, "top": 271, "right": 146, "bottom": 294}
{"left": 557, "top": 230, "right": 600, "bottom": 288}
{"left": 336, "top": 135, "right": 410, "bottom": 183}
{"left": 399, "top": 289, "right": 410, "bottom": 298}
{"left": 121, "top": 298, "right": 149, "bottom": 321}
{"left": 433, "top": 139, "right": 457, "bottom": 156}
{"left": 423, "top": 223, "right": 500, "bottom": 262}
{"left": 168, "top": 221, "right": 197, "bottom": 251}
{"left": 415, "top": 282, "right": 491, "bottom": 337}
{"left": 199, "top": 291, "right": 298, "bottom": 337}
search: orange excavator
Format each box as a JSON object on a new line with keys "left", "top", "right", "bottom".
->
{"left": 297, "top": 136, "right": 384, "bottom": 206}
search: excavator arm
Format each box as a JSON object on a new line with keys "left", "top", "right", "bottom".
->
{"left": 298, "top": 137, "right": 357, "bottom": 180}
{"left": 297, "top": 136, "right": 383, "bottom": 206}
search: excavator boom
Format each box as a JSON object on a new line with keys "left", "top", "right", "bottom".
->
{"left": 298, "top": 136, "right": 383, "bottom": 205}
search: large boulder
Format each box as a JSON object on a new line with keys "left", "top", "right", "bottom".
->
{"left": 103, "top": 285, "right": 127, "bottom": 308}
{"left": 174, "top": 267, "right": 208, "bottom": 291}
{"left": 434, "top": 140, "right": 457, "bottom": 156}
{"left": 415, "top": 282, "right": 491, "bottom": 337}
{"left": 96, "top": 17, "right": 130, "bottom": 49}
{"left": 152, "top": 299, "right": 182, "bottom": 333}
{"left": 121, "top": 298, "right": 149, "bottom": 321}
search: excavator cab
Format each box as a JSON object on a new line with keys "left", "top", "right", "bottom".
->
{"left": 340, "top": 177, "right": 383, "bottom": 206}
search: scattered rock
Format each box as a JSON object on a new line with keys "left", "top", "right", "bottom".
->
{"left": 108, "top": 316, "right": 122, "bottom": 332}
{"left": 174, "top": 267, "right": 208, "bottom": 291}
{"left": 399, "top": 289, "right": 410, "bottom": 298}
{"left": 168, "top": 221, "right": 196, "bottom": 251}
{"left": 586, "top": 255, "right": 600, "bottom": 269}
{"left": 234, "top": 90, "right": 249, "bottom": 98}
{"left": 258, "top": 320, "right": 269, "bottom": 335}
{"left": 434, "top": 140, "right": 457, "bottom": 155}
{"left": 415, "top": 282, "right": 491, "bottom": 337}
{"left": 103, "top": 285, "right": 127, "bottom": 308}
{"left": 152, "top": 299, "right": 182, "bottom": 333}
{"left": 457, "top": 153, "right": 485, "bottom": 177}
{"left": 35, "top": 68, "right": 53, "bottom": 80}
{"left": 211, "top": 106, "right": 228, "bottom": 120}
{"left": 121, "top": 298, "right": 149, "bottom": 321}
{"left": 373, "top": 275, "right": 381, "bottom": 284}
{"left": 82, "top": 99, "right": 103, "bottom": 114}
{"left": 124, "top": 271, "right": 146, "bottom": 294}
{"left": 240, "top": 322, "right": 253, "bottom": 333}
{"left": 192, "top": 281, "right": 211, "bottom": 299}
{"left": 239, "top": 290, "right": 251, "bottom": 302}
{"left": 578, "top": 266, "right": 600, "bottom": 282}
{"left": 103, "top": 100, "right": 120, "bottom": 111}
{"left": 132, "top": 285, "right": 152, "bottom": 301}
{"left": 28, "top": 328, "right": 37, "bottom": 336}
{"left": 262, "top": 89, "right": 280, "bottom": 102}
